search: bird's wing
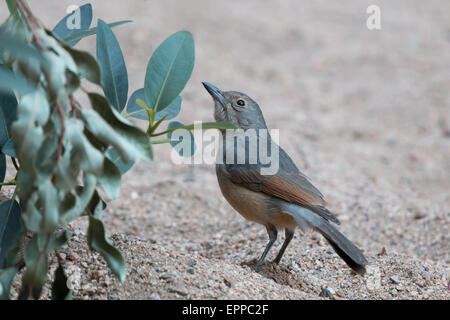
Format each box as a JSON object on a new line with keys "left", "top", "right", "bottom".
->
{"left": 224, "top": 147, "right": 340, "bottom": 224}
{"left": 226, "top": 164, "right": 324, "bottom": 206}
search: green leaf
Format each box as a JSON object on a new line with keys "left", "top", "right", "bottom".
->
{"left": 0, "top": 32, "right": 42, "bottom": 62}
{"left": 84, "top": 93, "right": 153, "bottom": 162}
{"left": 65, "top": 118, "right": 104, "bottom": 175}
{"left": 0, "top": 154, "right": 5, "bottom": 186}
{"left": 51, "top": 262, "right": 72, "bottom": 300}
{"left": 52, "top": 3, "right": 93, "bottom": 47}
{"left": 0, "top": 86, "right": 17, "bottom": 147}
{"left": 64, "top": 46, "right": 101, "bottom": 84}
{"left": 21, "top": 232, "right": 67, "bottom": 300}
{"left": 125, "top": 88, "right": 146, "bottom": 119}
{"left": 105, "top": 147, "right": 135, "bottom": 174}
{"left": 96, "top": 19, "right": 128, "bottom": 111}
{"left": 1, "top": 138, "right": 15, "bottom": 158}
{"left": 0, "top": 267, "right": 17, "bottom": 300}
{"left": 0, "top": 66, "right": 34, "bottom": 94}
{"left": 0, "top": 199, "right": 21, "bottom": 268}
{"left": 47, "top": 231, "right": 68, "bottom": 252}
{"left": 98, "top": 157, "right": 121, "bottom": 199}
{"left": 83, "top": 188, "right": 107, "bottom": 216}
{"left": 61, "top": 174, "right": 97, "bottom": 224}
{"left": 38, "top": 30, "right": 79, "bottom": 97}
{"left": 22, "top": 234, "right": 49, "bottom": 299}
{"left": 144, "top": 31, "right": 194, "bottom": 112}
{"left": 155, "top": 96, "right": 181, "bottom": 121}
{"left": 0, "top": 6, "right": 29, "bottom": 63}
{"left": 61, "top": 20, "right": 131, "bottom": 45}
{"left": 167, "top": 121, "right": 195, "bottom": 157}
{"left": 87, "top": 201, "right": 126, "bottom": 282}
{"left": 11, "top": 89, "right": 49, "bottom": 173}
{"left": 127, "top": 88, "right": 181, "bottom": 121}
{"left": 37, "top": 180, "right": 60, "bottom": 233}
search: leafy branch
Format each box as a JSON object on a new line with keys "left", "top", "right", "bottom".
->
{"left": 0, "top": 0, "right": 235, "bottom": 300}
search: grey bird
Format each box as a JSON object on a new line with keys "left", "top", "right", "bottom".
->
{"left": 202, "top": 82, "right": 368, "bottom": 275}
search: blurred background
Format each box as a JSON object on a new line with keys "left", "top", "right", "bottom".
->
{"left": 1, "top": 0, "right": 448, "bottom": 297}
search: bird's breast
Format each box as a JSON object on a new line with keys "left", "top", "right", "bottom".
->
{"left": 215, "top": 164, "right": 297, "bottom": 229}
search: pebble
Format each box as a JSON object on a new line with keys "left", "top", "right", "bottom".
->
{"left": 68, "top": 253, "right": 79, "bottom": 261}
{"left": 160, "top": 273, "right": 172, "bottom": 280}
{"left": 160, "top": 270, "right": 178, "bottom": 281}
{"left": 319, "top": 287, "right": 335, "bottom": 299}
{"left": 150, "top": 293, "right": 160, "bottom": 300}
{"left": 187, "top": 260, "right": 197, "bottom": 267}
{"left": 187, "top": 268, "right": 195, "bottom": 274}
{"left": 390, "top": 275, "right": 401, "bottom": 284}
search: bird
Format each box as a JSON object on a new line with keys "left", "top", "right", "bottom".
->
{"left": 202, "top": 82, "right": 368, "bottom": 275}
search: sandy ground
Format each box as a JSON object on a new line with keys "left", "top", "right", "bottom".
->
{"left": 1, "top": 0, "right": 449, "bottom": 299}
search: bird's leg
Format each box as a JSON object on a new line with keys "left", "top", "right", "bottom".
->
{"left": 273, "top": 228, "right": 294, "bottom": 265}
{"left": 255, "top": 224, "right": 277, "bottom": 272}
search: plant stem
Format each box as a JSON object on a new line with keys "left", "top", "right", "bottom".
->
{"left": 0, "top": 179, "right": 16, "bottom": 186}
{"left": 151, "top": 138, "right": 171, "bottom": 144}
{"left": 11, "top": 157, "right": 20, "bottom": 171}
{"left": 54, "top": 98, "right": 65, "bottom": 163}
{"left": 14, "top": 0, "right": 43, "bottom": 47}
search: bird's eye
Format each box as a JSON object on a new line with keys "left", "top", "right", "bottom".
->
{"left": 236, "top": 99, "right": 245, "bottom": 106}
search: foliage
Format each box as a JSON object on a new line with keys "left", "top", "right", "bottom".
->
{"left": 0, "top": 0, "right": 234, "bottom": 299}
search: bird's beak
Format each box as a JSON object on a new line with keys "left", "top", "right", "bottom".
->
{"left": 202, "top": 82, "right": 227, "bottom": 107}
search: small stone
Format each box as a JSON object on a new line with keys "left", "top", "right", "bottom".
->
{"left": 160, "top": 270, "right": 178, "bottom": 281}
{"left": 390, "top": 275, "right": 401, "bottom": 284}
{"left": 319, "top": 287, "right": 335, "bottom": 299}
{"left": 68, "top": 253, "right": 79, "bottom": 261}
{"left": 150, "top": 293, "right": 160, "bottom": 300}
{"left": 130, "top": 191, "right": 138, "bottom": 199}
{"left": 187, "top": 260, "right": 196, "bottom": 267}
{"left": 326, "top": 249, "right": 334, "bottom": 255}
{"left": 223, "top": 278, "right": 232, "bottom": 288}
{"left": 187, "top": 268, "right": 195, "bottom": 275}
{"left": 160, "top": 273, "right": 172, "bottom": 280}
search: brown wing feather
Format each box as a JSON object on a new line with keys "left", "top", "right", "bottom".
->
{"left": 226, "top": 165, "right": 340, "bottom": 224}
{"left": 261, "top": 174, "right": 323, "bottom": 206}
{"left": 226, "top": 165, "right": 325, "bottom": 206}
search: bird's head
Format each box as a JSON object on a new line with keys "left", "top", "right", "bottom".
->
{"left": 202, "top": 82, "right": 267, "bottom": 130}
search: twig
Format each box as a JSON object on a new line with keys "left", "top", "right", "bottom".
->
{"left": 14, "top": 0, "right": 43, "bottom": 48}
{"left": 69, "top": 94, "right": 81, "bottom": 118}
{"left": 54, "top": 99, "right": 65, "bottom": 161}
{"left": 11, "top": 157, "right": 20, "bottom": 171}
{"left": 151, "top": 138, "right": 171, "bottom": 145}
{"left": 0, "top": 179, "right": 16, "bottom": 186}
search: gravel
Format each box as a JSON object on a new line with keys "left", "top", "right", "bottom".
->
{"left": 8, "top": 231, "right": 449, "bottom": 300}
{"left": 1, "top": 0, "right": 449, "bottom": 300}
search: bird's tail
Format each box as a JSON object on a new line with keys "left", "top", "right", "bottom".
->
{"left": 284, "top": 203, "right": 368, "bottom": 275}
